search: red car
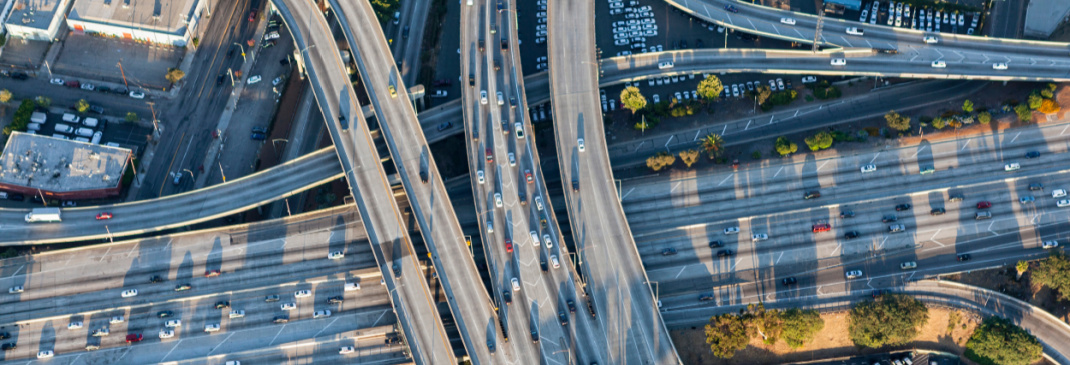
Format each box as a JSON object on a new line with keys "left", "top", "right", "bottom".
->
{"left": 125, "top": 334, "right": 143, "bottom": 343}
{"left": 977, "top": 201, "right": 992, "bottom": 209}
{"left": 205, "top": 270, "right": 221, "bottom": 278}
{"left": 811, "top": 223, "right": 831, "bottom": 233}
{"left": 504, "top": 239, "right": 513, "bottom": 253}
{"left": 525, "top": 170, "right": 533, "bottom": 184}
{"left": 485, "top": 148, "right": 494, "bottom": 163}
{"left": 65, "top": 80, "right": 80, "bottom": 88}
{"left": 96, "top": 212, "right": 113, "bottom": 220}
{"left": 248, "top": 9, "right": 258, "bottom": 22}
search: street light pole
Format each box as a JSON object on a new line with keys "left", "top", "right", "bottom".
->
{"left": 233, "top": 43, "right": 247, "bottom": 63}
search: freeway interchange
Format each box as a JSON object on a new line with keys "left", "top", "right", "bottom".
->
{"left": 4, "top": 0, "right": 1070, "bottom": 363}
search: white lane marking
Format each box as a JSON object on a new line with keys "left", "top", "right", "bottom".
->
{"left": 744, "top": 120, "right": 752, "bottom": 130}
{"left": 1062, "top": 124, "right": 1070, "bottom": 136}
{"left": 775, "top": 252, "right": 784, "bottom": 265}
{"left": 768, "top": 115, "right": 775, "bottom": 124}
{"left": 830, "top": 243, "right": 842, "bottom": 256}
{"left": 906, "top": 271, "right": 916, "bottom": 282}
{"left": 961, "top": 139, "right": 971, "bottom": 150}
{"left": 730, "top": 257, "right": 742, "bottom": 270}
{"left": 817, "top": 160, "right": 829, "bottom": 171}
{"left": 98, "top": 247, "right": 111, "bottom": 262}
{"left": 718, "top": 174, "right": 734, "bottom": 186}
{"left": 8, "top": 265, "right": 24, "bottom": 277}
{"left": 207, "top": 332, "right": 236, "bottom": 355}
{"left": 721, "top": 124, "right": 727, "bottom": 135}
{"left": 159, "top": 339, "right": 183, "bottom": 362}
{"left": 674, "top": 266, "right": 686, "bottom": 279}
{"left": 621, "top": 187, "right": 635, "bottom": 200}
{"left": 869, "top": 152, "right": 881, "bottom": 163}
{"left": 772, "top": 166, "right": 784, "bottom": 178}
{"left": 693, "top": 130, "right": 701, "bottom": 141}
{"left": 910, "top": 145, "right": 928, "bottom": 158}
{"left": 371, "top": 308, "right": 389, "bottom": 327}
{"left": 878, "top": 236, "right": 888, "bottom": 250}
{"left": 664, "top": 135, "right": 675, "bottom": 150}
{"left": 1010, "top": 132, "right": 1020, "bottom": 143}
{"left": 268, "top": 324, "right": 287, "bottom": 346}
{"left": 670, "top": 182, "right": 681, "bottom": 193}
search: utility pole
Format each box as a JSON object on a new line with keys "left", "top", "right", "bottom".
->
{"left": 116, "top": 61, "right": 130, "bottom": 89}
{"left": 146, "top": 101, "right": 160, "bottom": 139}
{"left": 812, "top": 8, "right": 825, "bottom": 53}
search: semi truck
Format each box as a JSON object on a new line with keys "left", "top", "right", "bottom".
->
{"left": 25, "top": 208, "right": 61, "bottom": 223}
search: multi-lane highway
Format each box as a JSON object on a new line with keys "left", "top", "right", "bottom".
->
{"left": 328, "top": 0, "right": 495, "bottom": 362}
{"left": 275, "top": 0, "right": 453, "bottom": 362}
{"left": 548, "top": 1, "right": 681, "bottom": 364}
{"left": 0, "top": 205, "right": 408, "bottom": 363}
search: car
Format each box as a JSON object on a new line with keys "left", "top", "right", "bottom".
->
{"left": 159, "top": 329, "right": 175, "bottom": 338}
{"left": 781, "top": 277, "right": 798, "bottom": 286}
{"left": 931, "top": 60, "right": 946, "bottom": 68}
{"left": 273, "top": 76, "right": 285, "bottom": 86}
{"left": 543, "top": 234, "right": 554, "bottom": 249}
{"left": 895, "top": 204, "right": 912, "bottom": 211}
{"left": 882, "top": 214, "right": 897, "bottom": 223}
{"left": 558, "top": 309, "right": 569, "bottom": 326}
{"left": 92, "top": 328, "right": 110, "bottom": 337}
{"left": 511, "top": 278, "right": 521, "bottom": 291}
{"left": 250, "top": 131, "right": 267, "bottom": 140}
{"left": 248, "top": 8, "right": 258, "bottom": 21}
{"left": 1021, "top": 196, "right": 1035, "bottom": 204}
{"left": 129, "top": 90, "right": 146, "bottom": 99}
{"left": 658, "top": 61, "right": 674, "bottom": 69}
{"left": 205, "top": 324, "right": 221, "bottom": 332}
{"left": 840, "top": 210, "right": 855, "bottom": 218}
{"left": 992, "top": 63, "right": 1008, "bottom": 70}
{"left": 923, "top": 35, "right": 938, "bottom": 44}
{"left": 295, "top": 290, "right": 312, "bottom": 298}
{"left": 265, "top": 294, "right": 281, "bottom": 302}
{"left": 281, "top": 302, "right": 297, "bottom": 310}
{"left": 752, "top": 233, "right": 768, "bottom": 242}
{"left": 340, "top": 346, "right": 356, "bottom": 354}
{"left": 845, "top": 270, "right": 864, "bottom": 279}
{"left": 698, "top": 294, "right": 715, "bottom": 301}
{"left": 900, "top": 261, "right": 918, "bottom": 270}
{"left": 801, "top": 76, "right": 818, "bottom": 84}
{"left": 1026, "top": 151, "right": 1041, "bottom": 159}
{"left": 37, "top": 350, "right": 54, "bottom": 359}
{"left": 476, "top": 170, "right": 484, "bottom": 184}
{"left": 50, "top": 78, "right": 64, "bottom": 85}
{"left": 68, "top": 321, "right": 83, "bottom": 330}
{"left": 724, "top": 227, "right": 740, "bottom": 235}
{"left": 485, "top": 148, "right": 493, "bottom": 162}
{"left": 780, "top": 17, "right": 796, "bottom": 25}
{"left": 812, "top": 223, "right": 832, "bottom": 233}
{"left": 860, "top": 164, "right": 876, "bottom": 173}
{"left": 976, "top": 211, "right": 993, "bottom": 219}
{"left": 844, "top": 231, "right": 860, "bottom": 240}
{"left": 949, "top": 194, "right": 965, "bottom": 202}
{"left": 273, "top": 316, "right": 290, "bottom": 324}
{"left": 494, "top": 193, "right": 503, "bottom": 207}
{"left": 577, "top": 138, "right": 585, "bottom": 152}
{"left": 110, "top": 316, "right": 125, "bottom": 324}
{"left": 524, "top": 169, "right": 534, "bottom": 184}
{"left": 1004, "top": 163, "right": 1021, "bottom": 171}
{"left": 504, "top": 238, "right": 513, "bottom": 253}
{"left": 716, "top": 250, "right": 734, "bottom": 257}
{"left": 81, "top": 83, "right": 95, "bottom": 91}
{"left": 215, "top": 301, "right": 230, "bottom": 309}
{"left": 831, "top": 58, "right": 847, "bottom": 66}
{"left": 1043, "top": 240, "right": 1060, "bottom": 249}
{"left": 121, "top": 289, "right": 138, "bottom": 298}
{"left": 1058, "top": 199, "right": 1070, "bottom": 208}
{"left": 957, "top": 254, "right": 972, "bottom": 261}
{"left": 889, "top": 224, "right": 906, "bottom": 233}
{"left": 165, "top": 319, "right": 182, "bottom": 328}
{"left": 1054, "top": 189, "right": 1067, "bottom": 198}
{"left": 174, "top": 284, "right": 192, "bottom": 291}
{"left": 480, "top": 90, "right": 488, "bottom": 105}
{"left": 551, "top": 255, "right": 560, "bottom": 269}
{"left": 723, "top": 4, "right": 738, "bottom": 13}
{"left": 804, "top": 191, "right": 821, "bottom": 200}
{"left": 313, "top": 310, "right": 332, "bottom": 318}
{"left": 930, "top": 208, "right": 946, "bottom": 216}
{"left": 328, "top": 251, "right": 344, "bottom": 259}
{"left": 91, "top": 211, "right": 115, "bottom": 221}
{"left": 976, "top": 201, "right": 992, "bottom": 209}
{"left": 327, "top": 296, "right": 344, "bottom": 304}
{"left": 661, "top": 247, "right": 678, "bottom": 256}
{"left": 205, "top": 270, "right": 221, "bottom": 277}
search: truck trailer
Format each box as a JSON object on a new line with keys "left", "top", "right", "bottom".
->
{"left": 25, "top": 208, "right": 62, "bottom": 223}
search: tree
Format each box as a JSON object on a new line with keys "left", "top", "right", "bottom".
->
{"left": 1038, "top": 99, "right": 1061, "bottom": 114}
{"left": 0, "top": 89, "right": 10, "bottom": 103}
{"left": 931, "top": 117, "right": 947, "bottom": 129}
{"left": 1028, "top": 94, "right": 1043, "bottom": 110}
{"left": 743, "top": 303, "right": 783, "bottom": 345}
{"left": 804, "top": 131, "right": 833, "bottom": 151}
{"left": 964, "top": 317, "right": 1042, "bottom": 365}
{"left": 620, "top": 86, "right": 647, "bottom": 114}
{"left": 696, "top": 75, "right": 724, "bottom": 100}
{"left": 75, "top": 99, "right": 90, "bottom": 113}
{"left": 781, "top": 308, "right": 824, "bottom": 349}
{"left": 755, "top": 85, "right": 772, "bottom": 105}
{"left": 165, "top": 68, "right": 186, "bottom": 84}
{"left": 774, "top": 136, "right": 798, "bottom": 156}
{"left": 705, "top": 313, "right": 752, "bottom": 359}
{"left": 35, "top": 96, "right": 51, "bottom": 108}
{"left": 1016, "top": 260, "right": 1029, "bottom": 281}
{"left": 1041, "top": 89, "right": 1054, "bottom": 99}
{"left": 848, "top": 294, "right": 929, "bottom": 348}
{"left": 645, "top": 152, "right": 676, "bottom": 171}
{"left": 679, "top": 149, "right": 700, "bottom": 168}
{"left": 885, "top": 111, "right": 912, "bottom": 131}
{"left": 1015, "top": 104, "right": 1033, "bottom": 122}
{"left": 963, "top": 100, "right": 974, "bottom": 113}
{"left": 3, "top": 99, "right": 35, "bottom": 135}
{"left": 978, "top": 112, "right": 992, "bottom": 125}
{"left": 125, "top": 112, "right": 139, "bottom": 123}
{"left": 1032, "top": 252, "right": 1070, "bottom": 300}
{"left": 699, "top": 133, "right": 724, "bottom": 159}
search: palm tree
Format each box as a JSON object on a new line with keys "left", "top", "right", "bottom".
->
{"left": 699, "top": 133, "right": 724, "bottom": 159}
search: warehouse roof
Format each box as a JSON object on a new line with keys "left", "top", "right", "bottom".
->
{"left": 0, "top": 133, "right": 130, "bottom": 193}
{"left": 68, "top": 0, "right": 200, "bottom": 36}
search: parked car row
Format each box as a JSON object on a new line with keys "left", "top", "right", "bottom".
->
{"left": 48, "top": 78, "right": 145, "bottom": 99}
{"left": 609, "top": 0, "right": 658, "bottom": 49}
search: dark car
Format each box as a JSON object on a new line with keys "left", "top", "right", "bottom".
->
{"left": 437, "top": 122, "right": 453, "bottom": 131}
{"left": 157, "top": 310, "right": 174, "bottom": 318}
{"left": 698, "top": 294, "right": 714, "bottom": 301}
{"left": 882, "top": 214, "right": 897, "bottom": 223}
{"left": 478, "top": 40, "right": 485, "bottom": 52}
{"left": 871, "top": 290, "right": 884, "bottom": 298}
{"left": 174, "top": 284, "right": 192, "bottom": 291}
{"left": 251, "top": 132, "right": 267, "bottom": 140}
{"left": 708, "top": 240, "right": 724, "bottom": 248}
{"left": 977, "top": 201, "right": 992, "bottom": 209}
{"left": 469, "top": 74, "right": 475, "bottom": 87}
{"left": 392, "top": 263, "right": 401, "bottom": 277}
{"left": 327, "top": 296, "right": 344, "bottom": 304}
{"left": 9, "top": 72, "right": 28, "bottom": 80}
{"left": 65, "top": 80, "right": 80, "bottom": 88}
{"left": 97, "top": 86, "right": 111, "bottom": 93}
{"left": 878, "top": 48, "right": 900, "bottom": 54}
{"left": 781, "top": 277, "right": 797, "bottom": 286}
{"left": 587, "top": 298, "right": 596, "bottom": 317}
{"left": 265, "top": 295, "right": 281, "bottom": 302}
{"left": 215, "top": 301, "right": 230, "bottom": 309}
{"left": 502, "top": 290, "right": 512, "bottom": 305}
{"left": 254, "top": 126, "right": 270, "bottom": 134}
{"left": 217, "top": 74, "right": 226, "bottom": 85}
{"left": 112, "top": 87, "right": 128, "bottom": 95}
{"left": 501, "top": 39, "right": 508, "bottom": 51}
{"left": 1026, "top": 151, "right": 1041, "bottom": 159}
{"left": 0, "top": 332, "right": 7, "bottom": 340}
{"left": 402, "top": 26, "right": 410, "bottom": 38}
{"left": 273, "top": 316, "right": 289, "bottom": 324}
{"left": 558, "top": 310, "right": 569, "bottom": 326}
{"left": 724, "top": 4, "right": 738, "bottom": 12}
{"left": 1, "top": 343, "right": 16, "bottom": 351}
{"left": 89, "top": 105, "right": 105, "bottom": 114}
{"left": 125, "top": 334, "right": 143, "bottom": 343}
{"left": 895, "top": 204, "right": 912, "bottom": 211}
{"left": 572, "top": 180, "right": 580, "bottom": 192}
{"left": 567, "top": 299, "right": 576, "bottom": 313}
{"left": 540, "top": 258, "right": 548, "bottom": 271}
{"left": 8, "top": 193, "right": 24, "bottom": 201}
{"left": 716, "top": 250, "right": 733, "bottom": 257}
{"left": 840, "top": 210, "right": 855, "bottom": 218}
{"left": 1029, "top": 183, "right": 1044, "bottom": 191}
{"left": 957, "top": 254, "right": 972, "bottom": 261}
{"left": 420, "top": 169, "right": 428, "bottom": 183}
{"left": 661, "top": 248, "right": 677, "bottom": 256}
{"left": 930, "top": 208, "right": 945, "bottom": 215}
{"left": 844, "top": 231, "right": 860, "bottom": 240}
{"left": 150, "top": 275, "right": 164, "bottom": 283}
{"left": 804, "top": 191, "right": 821, "bottom": 200}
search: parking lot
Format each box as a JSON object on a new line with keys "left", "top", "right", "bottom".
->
{"left": 838, "top": 1, "right": 982, "bottom": 36}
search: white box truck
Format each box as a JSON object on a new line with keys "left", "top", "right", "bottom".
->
{"left": 25, "top": 207, "right": 62, "bottom": 223}
{"left": 30, "top": 112, "right": 47, "bottom": 124}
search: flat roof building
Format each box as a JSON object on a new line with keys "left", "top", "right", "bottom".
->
{"left": 66, "top": 0, "right": 206, "bottom": 46}
{"left": 0, "top": 132, "right": 131, "bottom": 200}
{"left": 3, "top": 0, "right": 73, "bottom": 41}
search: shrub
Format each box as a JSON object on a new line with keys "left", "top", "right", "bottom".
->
{"left": 1015, "top": 104, "right": 1033, "bottom": 122}
{"left": 885, "top": 111, "right": 912, "bottom": 131}
{"left": 620, "top": 86, "right": 648, "bottom": 114}
{"left": 848, "top": 294, "right": 929, "bottom": 348}
{"left": 1037, "top": 99, "right": 1061, "bottom": 114}
{"left": 679, "top": 149, "right": 700, "bottom": 168}
{"left": 978, "top": 112, "right": 991, "bottom": 125}
{"left": 646, "top": 152, "right": 676, "bottom": 171}
{"left": 804, "top": 132, "right": 833, "bottom": 151}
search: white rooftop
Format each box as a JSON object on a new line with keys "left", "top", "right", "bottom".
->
{"left": 68, "top": 0, "right": 200, "bottom": 37}
{"left": 0, "top": 132, "right": 130, "bottom": 192}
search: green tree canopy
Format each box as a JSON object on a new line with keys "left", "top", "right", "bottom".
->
{"left": 620, "top": 86, "right": 647, "bottom": 114}
{"left": 35, "top": 96, "right": 51, "bottom": 108}
{"left": 699, "top": 133, "right": 724, "bottom": 159}
{"left": 1015, "top": 104, "right": 1033, "bottom": 122}
{"left": 965, "top": 317, "right": 1042, "bottom": 365}
{"left": 679, "top": 149, "right": 699, "bottom": 168}
{"left": 697, "top": 75, "right": 724, "bottom": 100}
{"left": 804, "top": 131, "right": 833, "bottom": 151}
{"left": 978, "top": 112, "right": 992, "bottom": 125}
{"left": 743, "top": 303, "right": 783, "bottom": 345}
{"left": 963, "top": 100, "right": 974, "bottom": 113}
{"left": 1033, "top": 252, "right": 1070, "bottom": 300}
{"left": 781, "top": 308, "right": 824, "bottom": 348}
{"left": 75, "top": 99, "right": 90, "bottom": 113}
{"left": 932, "top": 117, "right": 947, "bottom": 129}
{"left": 125, "top": 112, "right": 139, "bottom": 123}
{"left": 3, "top": 99, "right": 36, "bottom": 135}
{"left": 848, "top": 294, "right": 929, "bottom": 348}
{"left": 645, "top": 151, "right": 676, "bottom": 171}
{"left": 165, "top": 68, "right": 186, "bottom": 84}
{"left": 774, "top": 136, "right": 798, "bottom": 156}
{"left": 755, "top": 85, "right": 772, "bottom": 105}
{"left": 1028, "top": 94, "right": 1043, "bottom": 110}
{"left": 0, "top": 89, "right": 11, "bottom": 103}
{"left": 885, "top": 111, "right": 912, "bottom": 131}
{"left": 705, "top": 313, "right": 752, "bottom": 359}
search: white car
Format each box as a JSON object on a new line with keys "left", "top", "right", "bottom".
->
{"left": 931, "top": 60, "right": 946, "bottom": 68}
{"left": 159, "top": 329, "right": 175, "bottom": 339}
{"left": 511, "top": 278, "right": 521, "bottom": 291}
{"left": 992, "top": 63, "right": 1008, "bottom": 70}
{"left": 1043, "top": 240, "right": 1060, "bottom": 249}
{"left": 658, "top": 61, "right": 674, "bottom": 70}
{"left": 924, "top": 36, "right": 938, "bottom": 45}
{"left": 480, "top": 90, "right": 488, "bottom": 104}
{"left": 508, "top": 152, "right": 516, "bottom": 166}
{"left": 314, "top": 310, "right": 332, "bottom": 318}
{"left": 8, "top": 286, "right": 23, "bottom": 294}
{"left": 121, "top": 289, "right": 138, "bottom": 298}
{"left": 780, "top": 18, "right": 796, "bottom": 25}
{"left": 68, "top": 321, "right": 83, "bottom": 330}
{"left": 246, "top": 75, "right": 262, "bottom": 85}
{"left": 535, "top": 196, "right": 544, "bottom": 211}
{"left": 1004, "top": 163, "right": 1020, "bottom": 171}
{"left": 110, "top": 316, "right": 124, "bottom": 324}
{"left": 652, "top": 94, "right": 660, "bottom": 103}
{"left": 530, "top": 231, "right": 541, "bottom": 246}
{"left": 328, "top": 251, "right": 344, "bottom": 259}
{"left": 861, "top": 164, "right": 877, "bottom": 173}
{"left": 229, "top": 310, "right": 245, "bottom": 318}
{"left": 724, "top": 227, "right": 740, "bottom": 235}
{"left": 340, "top": 346, "right": 356, "bottom": 354}
{"left": 166, "top": 320, "right": 182, "bottom": 328}
{"left": 550, "top": 255, "right": 561, "bottom": 268}
{"left": 295, "top": 290, "right": 312, "bottom": 298}
{"left": 38, "top": 351, "right": 54, "bottom": 359}
{"left": 494, "top": 193, "right": 503, "bottom": 208}
{"left": 1058, "top": 200, "right": 1070, "bottom": 208}
{"left": 1053, "top": 189, "right": 1067, "bottom": 198}
{"left": 543, "top": 234, "right": 554, "bottom": 249}
{"left": 845, "top": 270, "right": 864, "bottom": 279}
{"left": 577, "top": 138, "right": 585, "bottom": 152}
{"left": 831, "top": 58, "right": 847, "bottom": 66}
{"left": 477, "top": 170, "right": 485, "bottom": 184}
{"left": 751, "top": 233, "right": 768, "bottom": 242}
{"left": 282, "top": 303, "right": 297, "bottom": 310}
{"left": 129, "top": 90, "right": 146, "bottom": 99}
{"left": 205, "top": 324, "right": 221, "bottom": 332}
{"left": 345, "top": 282, "right": 361, "bottom": 291}
{"left": 614, "top": 39, "right": 628, "bottom": 46}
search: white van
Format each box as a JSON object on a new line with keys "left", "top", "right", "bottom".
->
{"left": 30, "top": 112, "right": 47, "bottom": 124}
{"left": 52, "top": 134, "right": 69, "bottom": 140}
{"left": 27, "top": 123, "right": 41, "bottom": 131}
{"left": 75, "top": 127, "right": 94, "bottom": 137}
{"left": 75, "top": 137, "right": 90, "bottom": 143}
{"left": 62, "top": 113, "right": 80, "bottom": 124}
{"left": 91, "top": 131, "right": 103, "bottom": 144}
{"left": 83, "top": 117, "right": 99, "bottom": 127}
{"left": 54, "top": 124, "right": 74, "bottom": 134}
{"left": 846, "top": 27, "right": 865, "bottom": 36}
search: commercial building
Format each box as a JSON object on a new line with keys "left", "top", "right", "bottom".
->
{"left": 823, "top": 0, "right": 862, "bottom": 11}
{"left": 0, "top": 132, "right": 131, "bottom": 200}
{"left": 3, "top": 0, "right": 74, "bottom": 41}
{"left": 66, "top": 0, "right": 206, "bottom": 46}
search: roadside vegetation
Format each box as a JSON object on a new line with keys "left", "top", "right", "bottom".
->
{"left": 704, "top": 304, "right": 824, "bottom": 358}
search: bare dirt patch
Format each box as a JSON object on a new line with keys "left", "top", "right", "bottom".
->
{"left": 671, "top": 307, "right": 980, "bottom": 365}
